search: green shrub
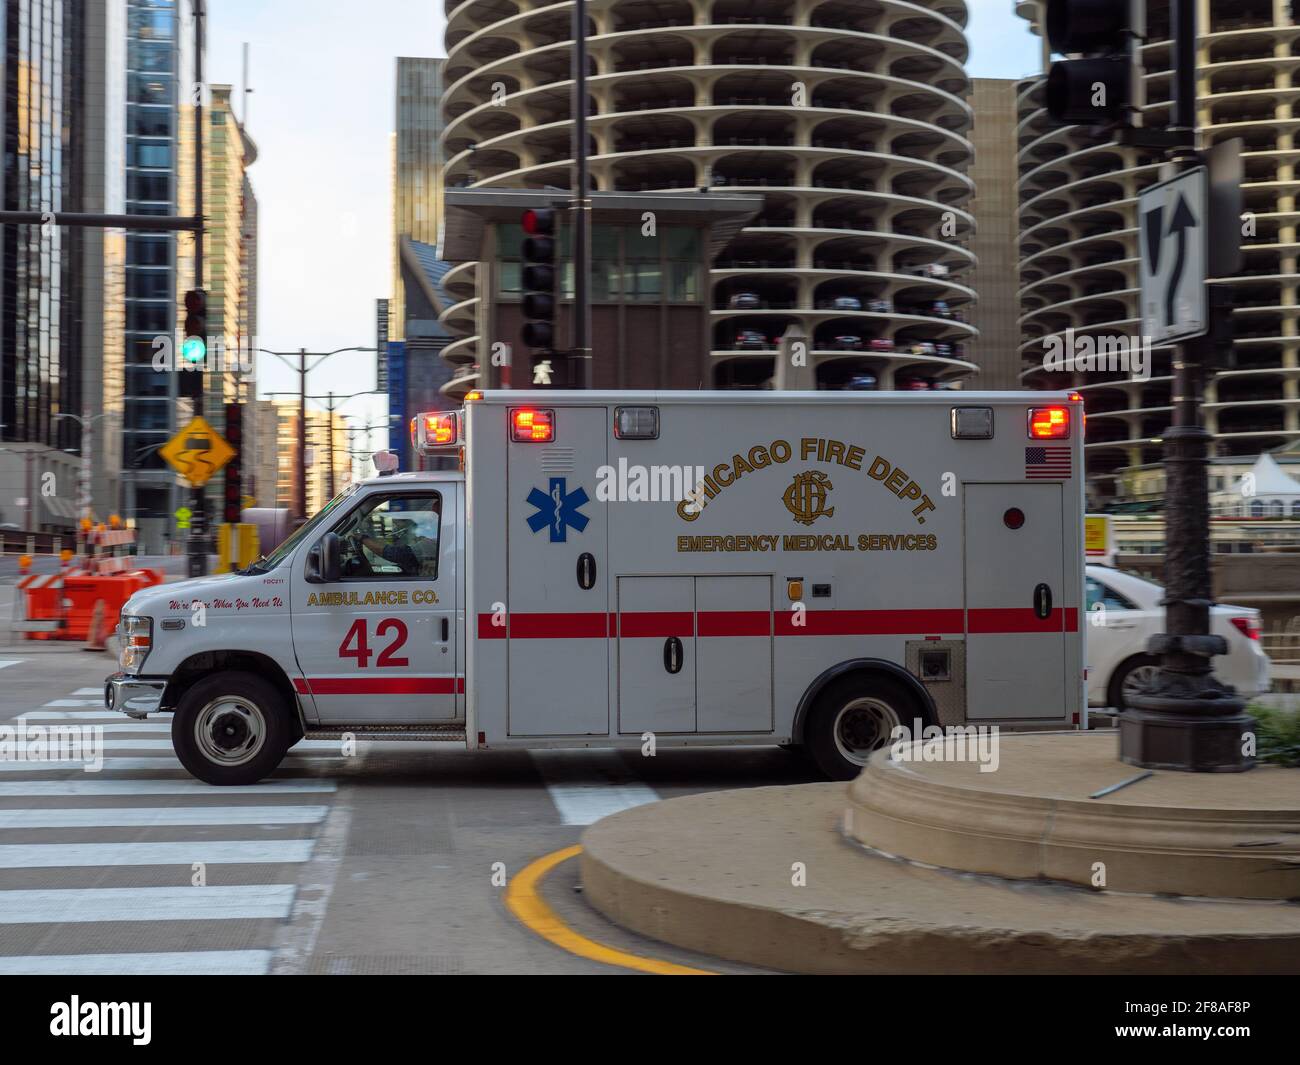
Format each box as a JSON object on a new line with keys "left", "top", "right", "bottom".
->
{"left": 1249, "top": 704, "right": 1300, "bottom": 767}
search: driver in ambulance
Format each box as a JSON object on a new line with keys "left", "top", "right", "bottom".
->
{"left": 354, "top": 518, "right": 436, "bottom": 577}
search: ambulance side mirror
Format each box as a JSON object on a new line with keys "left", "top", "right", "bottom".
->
{"left": 318, "top": 533, "right": 342, "bottom": 584}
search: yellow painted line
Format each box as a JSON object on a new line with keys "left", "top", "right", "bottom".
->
{"left": 506, "top": 844, "right": 715, "bottom": 975}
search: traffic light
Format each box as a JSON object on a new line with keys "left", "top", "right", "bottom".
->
{"left": 1044, "top": 0, "right": 1137, "bottom": 124}
{"left": 182, "top": 289, "right": 207, "bottom": 364}
{"left": 180, "top": 289, "right": 207, "bottom": 399}
{"left": 520, "top": 208, "right": 556, "bottom": 351}
{"left": 223, "top": 403, "right": 243, "bottom": 524}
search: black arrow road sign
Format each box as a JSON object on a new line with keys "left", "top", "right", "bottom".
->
{"left": 1164, "top": 192, "right": 1197, "bottom": 328}
{"left": 1138, "top": 166, "right": 1208, "bottom": 345}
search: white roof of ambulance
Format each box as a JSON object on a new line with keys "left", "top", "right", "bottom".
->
{"left": 466, "top": 389, "right": 1077, "bottom": 404}
{"left": 358, "top": 470, "right": 464, "bottom": 488}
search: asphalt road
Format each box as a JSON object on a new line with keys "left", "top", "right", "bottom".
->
{"left": 0, "top": 636, "right": 814, "bottom": 974}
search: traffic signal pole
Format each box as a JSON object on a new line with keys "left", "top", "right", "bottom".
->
{"left": 1119, "top": 0, "right": 1255, "bottom": 771}
{"left": 1044, "top": 0, "right": 1253, "bottom": 770}
{"left": 571, "top": 0, "right": 592, "bottom": 387}
{"left": 188, "top": 0, "right": 208, "bottom": 578}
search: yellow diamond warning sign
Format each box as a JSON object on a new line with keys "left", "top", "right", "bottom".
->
{"left": 160, "top": 416, "right": 236, "bottom": 487}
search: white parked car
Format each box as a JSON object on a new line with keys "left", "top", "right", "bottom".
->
{"left": 1085, "top": 564, "right": 1270, "bottom": 709}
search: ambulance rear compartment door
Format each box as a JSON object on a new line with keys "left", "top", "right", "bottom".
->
{"left": 617, "top": 576, "right": 696, "bottom": 734}
{"left": 696, "top": 575, "right": 773, "bottom": 733}
{"left": 963, "top": 482, "right": 1067, "bottom": 720}
{"left": 506, "top": 406, "right": 609, "bottom": 737}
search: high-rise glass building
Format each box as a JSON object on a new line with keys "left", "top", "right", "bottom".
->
{"left": 121, "top": 0, "right": 189, "bottom": 534}
{"left": 1, "top": 0, "right": 126, "bottom": 531}
{"left": 392, "top": 56, "right": 445, "bottom": 341}
{"left": 2, "top": 0, "right": 78, "bottom": 452}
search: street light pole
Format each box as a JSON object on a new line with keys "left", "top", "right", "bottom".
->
{"left": 257, "top": 347, "right": 377, "bottom": 522}
{"left": 327, "top": 391, "right": 336, "bottom": 501}
{"left": 52, "top": 412, "right": 110, "bottom": 545}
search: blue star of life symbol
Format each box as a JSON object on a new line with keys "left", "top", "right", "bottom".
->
{"left": 525, "top": 477, "right": 590, "bottom": 542}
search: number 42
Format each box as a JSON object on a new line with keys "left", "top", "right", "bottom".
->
{"left": 338, "top": 618, "right": 409, "bottom": 667}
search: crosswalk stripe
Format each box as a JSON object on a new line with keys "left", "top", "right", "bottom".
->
{"left": 0, "top": 950, "right": 273, "bottom": 975}
{"left": 0, "top": 779, "right": 336, "bottom": 796}
{"left": 72, "top": 688, "right": 105, "bottom": 695}
{"left": 0, "top": 753, "right": 343, "bottom": 772}
{"left": 529, "top": 749, "right": 661, "bottom": 826}
{"left": 0, "top": 805, "right": 328, "bottom": 829}
{"left": 0, "top": 757, "right": 179, "bottom": 773}
{"left": 0, "top": 885, "right": 296, "bottom": 923}
{"left": 14, "top": 711, "right": 126, "bottom": 720}
{"left": 1, "top": 738, "right": 349, "bottom": 751}
{"left": 0, "top": 661, "right": 23, "bottom": 671}
{"left": 5, "top": 723, "right": 171, "bottom": 734}
{"left": 41, "top": 699, "right": 104, "bottom": 707}
{"left": 0, "top": 839, "right": 315, "bottom": 868}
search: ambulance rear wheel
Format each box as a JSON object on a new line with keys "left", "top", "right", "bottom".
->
{"left": 172, "top": 671, "right": 292, "bottom": 786}
{"left": 806, "top": 676, "right": 924, "bottom": 781}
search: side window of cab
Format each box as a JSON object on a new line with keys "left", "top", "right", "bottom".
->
{"left": 331, "top": 493, "right": 441, "bottom": 579}
{"left": 1085, "top": 576, "right": 1137, "bottom": 612}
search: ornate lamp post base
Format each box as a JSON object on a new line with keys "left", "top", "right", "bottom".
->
{"left": 1121, "top": 634, "right": 1256, "bottom": 772}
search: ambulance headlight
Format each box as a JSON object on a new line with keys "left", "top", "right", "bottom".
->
{"left": 118, "top": 615, "right": 153, "bottom": 673}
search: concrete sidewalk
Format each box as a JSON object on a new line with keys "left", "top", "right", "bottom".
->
{"left": 579, "top": 775, "right": 1300, "bottom": 974}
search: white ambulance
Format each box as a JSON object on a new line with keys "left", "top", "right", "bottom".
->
{"left": 106, "top": 390, "right": 1086, "bottom": 784}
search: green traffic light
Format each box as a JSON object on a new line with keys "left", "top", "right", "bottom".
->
{"left": 181, "top": 336, "right": 206, "bottom": 364}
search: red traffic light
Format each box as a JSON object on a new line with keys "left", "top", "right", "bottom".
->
{"left": 522, "top": 208, "right": 554, "bottom": 237}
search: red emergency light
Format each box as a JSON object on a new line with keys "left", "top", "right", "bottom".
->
{"left": 411, "top": 411, "right": 460, "bottom": 454}
{"left": 424, "top": 413, "right": 457, "bottom": 445}
{"left": 1028, "top": 406, "right": 1070, "bottom": 439}
{"left": 510, "top": 407, "right": 555, "bottom": 443}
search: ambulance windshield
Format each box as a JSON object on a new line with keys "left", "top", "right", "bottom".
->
{"left": 245, "top": 484, "right": 360, "bottom": 573}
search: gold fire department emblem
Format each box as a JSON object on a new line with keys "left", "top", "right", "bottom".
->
{"left": 783, "top": 470, "right": 835, "bottom": 525}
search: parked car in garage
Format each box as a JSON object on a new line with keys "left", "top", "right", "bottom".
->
{"left": 868, "top": 337, "right": 894, "bottom": 352}
{"left": 728, "top": 291, "right": 764, "bottom": 309}
{"left": 732, "top": 328, "right": 770, "bottom": 350}
{"left": 827, "top": 334, "right": 864, "bottom": 350}
{"left": 824, "top": 295, "right": 862, "bottom": 310}
{"left": 841, "top": 372, "right": 878, "bottom": 390}
{"left": 1084, "top": 564, "right": 1270, "bottom": 709}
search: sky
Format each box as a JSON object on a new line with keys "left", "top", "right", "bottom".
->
{"left": 209, "top": 0, "right": 1043, "bottom": 445}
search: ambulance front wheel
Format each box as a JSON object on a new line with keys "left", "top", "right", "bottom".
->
{"left": 172, "top": 671, "right": 293, "bottom": 786}
{"left": 806, "top": 675, "right": 926, "bottom": 781}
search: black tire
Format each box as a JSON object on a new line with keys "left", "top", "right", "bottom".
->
{"left": 172, "top": 670, "right": 292, "bottom": 785}
{"left": 805, "top": 674, "right": 928, "bottom": 781}
{"left": 1108, "top": 653, "right": 1161, "bottom": 711}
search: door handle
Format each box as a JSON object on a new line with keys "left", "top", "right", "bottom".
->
{"left": 663, "top": 636, "right": 683, "bottom": 675}
{"left": 440, "top": 617, "right": 449, "bottom": 642}
{"left": 577, "top": 552, "right": 596, "bottom": 590}
{"left": 1033, "top": 582, "right": 1052, "bottom": 620}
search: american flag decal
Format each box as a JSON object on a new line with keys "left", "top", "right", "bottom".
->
{"left": 1025, "top": 445, "right": 1072, "bottom": 479}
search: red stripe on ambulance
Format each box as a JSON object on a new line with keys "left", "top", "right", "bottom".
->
{"left": 294, "top": 677, "right": 463, "bottom": 696}
{"left": 475, "top": 608, "right": 1078, "bottom": 638}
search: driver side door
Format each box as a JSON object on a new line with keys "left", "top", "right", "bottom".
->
{"left": 291, "top": 488, "right": 459, "bottom": 724}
